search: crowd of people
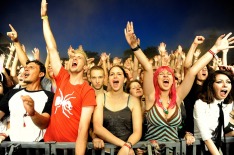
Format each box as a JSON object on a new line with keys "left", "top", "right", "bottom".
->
{"left": 0, "top": 0, "right": 234, "bottom": 155}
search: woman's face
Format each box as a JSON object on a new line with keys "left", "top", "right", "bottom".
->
{"left": 157, "top": 69, "right": 173, "bottom": 91}
{"left": 129, "top": 82, "right": 143, "bottom": 98}
{"left": 213, "top": 74, "right": 232, "bottom": 100}
{"left": 109, "top": 66, "right": 126, "bottom": 91}
{"left": 0, "top": 82, "right": 3, "bottom": 94}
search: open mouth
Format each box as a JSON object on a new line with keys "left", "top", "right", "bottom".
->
{"left": 220, "top": 89, "right": 228, "bottom": 96}
{"left": 163, "top": 80, "right": 169, "bottom": 84}
{"left": 72, "top": 62, "right": 77, "bottom": 67}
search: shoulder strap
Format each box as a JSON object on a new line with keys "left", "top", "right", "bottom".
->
{"left": 127, "top": 95, "right": 130, "bottom": 106}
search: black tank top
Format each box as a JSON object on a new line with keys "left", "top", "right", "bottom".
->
{"left": 103, "top": 93, "right": 133, "bottom": 141}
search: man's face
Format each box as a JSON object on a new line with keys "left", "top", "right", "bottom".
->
{"left": 90, "top": 69, "right": 104, "bottom": 90}
{"left": 24, "top": 62, "right": 43, "bottom": 84}
{"left": 68, "top": 53, "right": 86, "bottom": 73}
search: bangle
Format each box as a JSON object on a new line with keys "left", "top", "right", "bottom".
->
{"left": 131, "top": 45, "right": 140, "bottom": 52}
{"left": 208, "top": 50, "right": 219, "bottom": 60}
{"left": 41, "top": 15, "right": 48, "bottom": 20}
{"left": 127, "top": 141, "right": 133, "bottom": 148}
{"left": 123, "top": 143, "right": 131, "bottom": 149}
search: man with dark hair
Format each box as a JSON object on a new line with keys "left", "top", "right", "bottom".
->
{"left": 0, "top": 24, "right": 54, "bottom": 142}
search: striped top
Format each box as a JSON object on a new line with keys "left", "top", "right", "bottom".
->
{"left": 144, "top": 104, "right": 182, "bottom": 142}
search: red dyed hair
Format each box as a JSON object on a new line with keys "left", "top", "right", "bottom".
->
{"left": 153, "top": 66, "right": 177, "bottom": 109}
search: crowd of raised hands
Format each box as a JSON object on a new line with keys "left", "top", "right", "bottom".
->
{"left": 1, "top": 0, "right": 234, "bottom": 155}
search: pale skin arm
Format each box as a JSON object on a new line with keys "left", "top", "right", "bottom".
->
{"left": 41, "top": 0, "right": 61, "bottom": 76}
{"left": 100, "top": 52, "right": 108, "bottom": 86}
{"left": 5, "top": 43, "right": 15, "bottom": 69}
{"left": 75, "top": 106, "right": 94, "bottom": 155}
{"left": 21, "top": 95, "right": 50, "bottom": 129}
{"left": 132, "top": 55, "right": 139, "bottom": 80}
{"left": 204, "top": 139, "right": 220, "bottom": 155}
{"left": 184, "top": 36, "right": 205, "bottom": 70}
{"left": 222, "top": 48, "right": 229, "bottom": 66}
{"left": 10, "top": 52, "right": 19, "bottom": 85}
{"left": 124, "top": 21, "right": 155, "bottom": 110}
{"left": 176, "top": 33, "right": 234, "bottom": 105}
{"left": 126, "top": 96, "right": 142, "bottom": 145}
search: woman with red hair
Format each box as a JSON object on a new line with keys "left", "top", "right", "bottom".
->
{"left": 124, "top": 21, "right": 234, "bottom": 150}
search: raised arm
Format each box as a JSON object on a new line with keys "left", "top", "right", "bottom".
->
{"left": 184, "top": 36, "right": 205, "bottom": 70}
{"left": 5, "top": 43, "right": 15, "bottom": 69}
{"left": 177, "top": 33, "right": 234, "bottom": 104}
{"left": 41, "top": 0, "right": 61, "bottom": 76}
{"left": 7, "top": 25, "right": 29, "bottom": 67}
{"left": 124, "top": 22, "right": 155, "bottom": 109}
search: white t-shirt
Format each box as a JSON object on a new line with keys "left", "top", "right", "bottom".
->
{"left": 194, "top": 98, "right": 233, "bottom": 141}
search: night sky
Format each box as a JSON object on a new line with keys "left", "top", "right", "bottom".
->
{"left": 1, "top": 0, "right": 234, "bottom": 64}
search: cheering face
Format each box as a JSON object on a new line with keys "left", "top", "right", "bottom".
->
{"left": 24, "top": 62, "right": 43, "bottom": 84}
{"left": 109, "top": 66, "right": 126, "bottom": 92}
{"left": 213, "top": 74, "right": 232, "bottom": 100}
{"left": 17, "top": 67, "right": 27, "bottom": 87}
{"left": 129, "top": 82, "right": 143, "bottom": 98}
{"left": 68, "top": 53, "right": 86, "bottom": 73}
{"left": 157, "top": 69, "right": 173, "bottom": 91}
{"left": 90, "top": 70, "right": 104, "bottom": 90}
{"left": 197, "top": 66, "right": 208, "bottom": 82}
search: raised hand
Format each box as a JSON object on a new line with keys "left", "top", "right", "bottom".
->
{"left": 7, "top": 24, "right": 18, "bottom": 42}
{"left": 124, "top": 21, "right": 139, "bottom": 49}
{"left": 21, "top": 95, "right": 35, "bottom": 116}
{"left": 158, "top": 42, "right": 167, "bottom": 56}
{"left": 41, "top": 0, "right": 48, "bottom": 17}
{"left": 212, "top": 32, "right": 234, "bottom": 52}
{"left": 193, "top": 36, "right": 205, "bottom": 45}
{"left": 67, "top": 45, "right": 75, "bottom": 58}
{"left": 8, "top": 43, "right": 16, "bottom": 52}
{"left": 32, "top": 48, "right": 40, "bottom": 60}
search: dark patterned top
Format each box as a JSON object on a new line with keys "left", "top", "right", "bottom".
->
{"left": 103, "top": 94, "right": 132, "bottom": 141}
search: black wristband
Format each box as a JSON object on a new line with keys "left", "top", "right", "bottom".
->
{"left": 131, "top": 45, "right": 140, "bottom": 52}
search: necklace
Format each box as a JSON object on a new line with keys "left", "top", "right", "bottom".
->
{"left": 159, "top": 99, "right": 170, "bottom": 115}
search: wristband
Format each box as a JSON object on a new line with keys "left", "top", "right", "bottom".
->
{"left": 127, "top": 141, "right": 133, "bottom": 148}
{"left": 131, "top": 45, "right": 140, "bottom": 52}
{"left": 123, "top": 143, "right": 131, "bottom": 149}
{"left": 208, "top": 50, "right": 219, "bottom": 60}
{"left": 41, "top": 15, "right": 48, "bottom": 20}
